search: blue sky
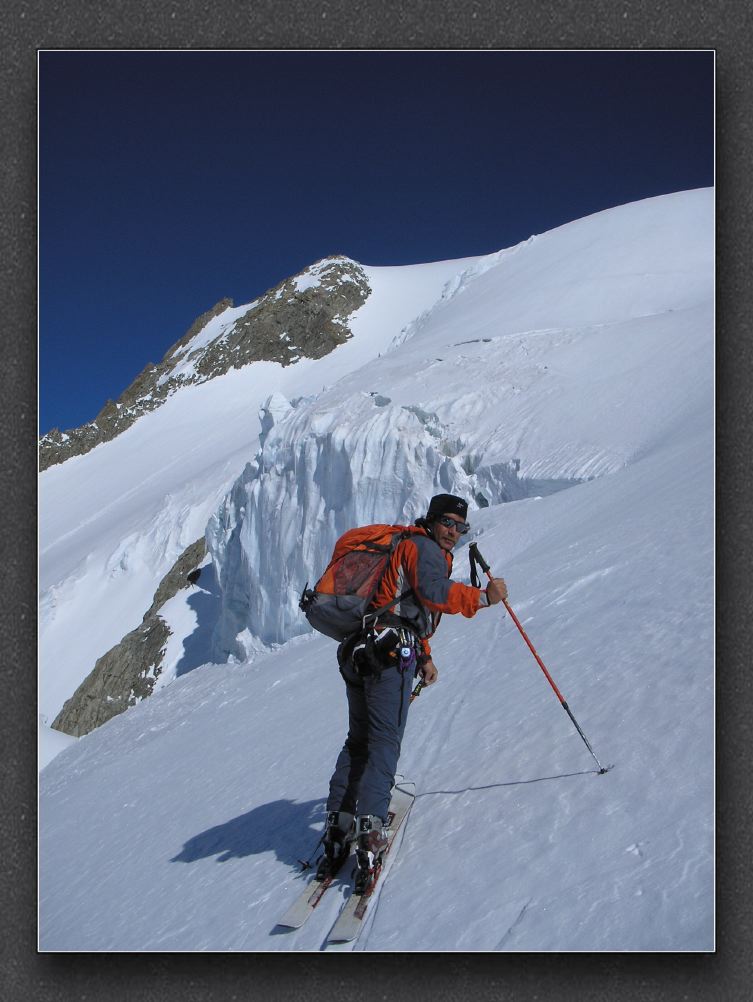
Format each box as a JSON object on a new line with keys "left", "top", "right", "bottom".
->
{"left": 39, "top": 50, "right": 714, "bottom": 435}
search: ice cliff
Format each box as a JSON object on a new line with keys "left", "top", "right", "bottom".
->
{"left": 206, "top": 389, "right": 574, "bottom": 657}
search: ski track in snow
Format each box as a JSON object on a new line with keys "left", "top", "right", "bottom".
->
{"left": 39, "top": 190, "right": 714, "bottom": 952}
{"left": 495, "top": 898, "right": 534, "bottom": 950}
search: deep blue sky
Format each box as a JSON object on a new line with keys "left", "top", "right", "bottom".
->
{"left": 39, "top": 50, "right": 714, "bottom": 434}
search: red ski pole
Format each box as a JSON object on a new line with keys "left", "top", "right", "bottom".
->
{"left": 469, "top": 543, "right": 609, "bottom": 774}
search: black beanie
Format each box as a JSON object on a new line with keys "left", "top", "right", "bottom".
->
{"left": 426, "top": 493, "right": 468, "bottom": 520}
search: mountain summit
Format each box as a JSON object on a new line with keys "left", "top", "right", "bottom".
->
{"left": 39, "top": 256, "right": 371, "bottom": 470}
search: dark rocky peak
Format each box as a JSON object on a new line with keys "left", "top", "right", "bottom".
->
{"left": 40, "top": 256, "right": 371, "bottom": 471}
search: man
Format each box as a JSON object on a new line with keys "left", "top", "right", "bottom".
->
{"left": 319, "top": 493, "right": 508, "bottom": 890}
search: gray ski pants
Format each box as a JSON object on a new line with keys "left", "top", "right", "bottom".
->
{"left": 326, "top": 653, "right": 415, "bottom": 823}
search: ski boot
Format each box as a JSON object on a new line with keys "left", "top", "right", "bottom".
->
{"left": 315, "top": 810, "right": 354, "bottom": 881}
{"left": 354, "top": 814, "right": 389, "bottom": 894}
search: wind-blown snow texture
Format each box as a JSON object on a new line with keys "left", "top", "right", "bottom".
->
{"left": 39, "top": 189, "right": 713, "bottom": 951}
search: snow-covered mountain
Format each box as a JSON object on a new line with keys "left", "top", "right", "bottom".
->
{"left": 39, "top": 250, "right": 484, "bottom": 725}
{"left": 39, "top": 189, "right": 714, "bottom": 951}
{"left": 38, "top": 257, "right": 372, "bottom": 471}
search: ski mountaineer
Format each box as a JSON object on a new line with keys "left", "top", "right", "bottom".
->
{"left": 319, "top": 493, "right": 508, "bottom": 892}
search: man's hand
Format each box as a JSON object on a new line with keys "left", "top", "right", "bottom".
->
{"left": 486, "top": 577, "right": 508, "bottom": 605}
{"left": 421, "top": 659, "right": 439, "bottom": 685}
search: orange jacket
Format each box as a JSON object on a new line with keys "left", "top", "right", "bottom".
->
{"left": 371, "top": 526, "right": 486, "bottom": 657}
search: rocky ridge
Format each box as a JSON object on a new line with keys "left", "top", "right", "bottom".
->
{"left": 52, "top": 538, "right": 207, "bottom": 737}
{"left": 40, "top": 257, "right": 371, "bottom": 471}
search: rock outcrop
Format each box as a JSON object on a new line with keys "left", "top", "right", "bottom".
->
{"left": 52, "top": 538, "right": 207, "bottom": 737}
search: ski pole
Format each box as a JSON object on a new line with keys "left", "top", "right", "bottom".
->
{"left": 469, "top": 543, "right": 609, "bottom": 775}
{"left": 410, "top": 679, "right": 425, "bottom": 703}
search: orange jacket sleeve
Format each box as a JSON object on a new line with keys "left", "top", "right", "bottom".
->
{"left": 403, "top": 534, "right": 484, "bottom": 619}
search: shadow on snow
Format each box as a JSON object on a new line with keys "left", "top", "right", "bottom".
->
{"left": 170, "top": 797, "right": 325, "bottom": 869}
{"left": 174, "top": 563, "right": 222, "bottom": 678}
{"left": 169, "top": 769, "right": 604, "bottom": 869}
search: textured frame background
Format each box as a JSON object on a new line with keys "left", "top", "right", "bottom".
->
{"left": 4, "top": 1, "right": 749, "bottom": 998}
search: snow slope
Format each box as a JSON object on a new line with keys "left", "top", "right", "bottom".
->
{"left": 39, "top": 189, "right": 714, "bottom": 951}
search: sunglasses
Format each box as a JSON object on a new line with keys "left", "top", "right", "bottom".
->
{"left": 435, "top": 515, "right": 470, "bottom": 535}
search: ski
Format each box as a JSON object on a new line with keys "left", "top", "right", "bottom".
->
{"left": 326, "top": 781, "right": 415, "bottom": 945}
{"left": 276, "top": 847, "right": 353, "bottom": 930}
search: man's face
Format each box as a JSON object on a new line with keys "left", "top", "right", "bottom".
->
{"left": 432, "top": 512, "right": 468, "bottom": 552}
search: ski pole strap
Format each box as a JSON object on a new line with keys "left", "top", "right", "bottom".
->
{"left": 469, "top": 542, "right": 490, "bottom": 589}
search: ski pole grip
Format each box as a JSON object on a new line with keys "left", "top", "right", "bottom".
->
{"left": 469, "top": 542, "right": 491, "bottom": 577}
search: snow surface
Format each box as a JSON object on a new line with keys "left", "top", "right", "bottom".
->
{"left": 39, "top": 189, "right": 714, "bottom": 951}
{"left": 38, "top": 718, "right": 78, "bottom": 771}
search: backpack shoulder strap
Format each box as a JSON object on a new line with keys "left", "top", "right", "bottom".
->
{"left": 362, "top": 526, "right": 420, "bottom": 627}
